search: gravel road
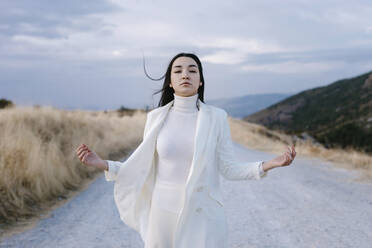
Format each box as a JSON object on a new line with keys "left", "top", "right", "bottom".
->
{"left": 1, "top": 143, "right": 372, "bottom": 248}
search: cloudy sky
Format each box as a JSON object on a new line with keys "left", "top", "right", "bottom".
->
{"left": 1, "top": 0, "right": 372, "bottom": 110}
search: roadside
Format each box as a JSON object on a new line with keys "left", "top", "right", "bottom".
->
{"left": 1, "top": 143, "right": 372, "bottom": 248}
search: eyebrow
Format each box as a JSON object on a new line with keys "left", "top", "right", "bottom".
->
{"left": 173, "top": 65, "right": 197, "bottom": 68}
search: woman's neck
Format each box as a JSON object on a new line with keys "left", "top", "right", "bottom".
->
{"left": 172, "top": 93, "right": 199, "bottom": 113}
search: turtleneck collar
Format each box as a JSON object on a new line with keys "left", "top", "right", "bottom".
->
{"left": 172, "top": 93, "right": 199, "bottom": 113}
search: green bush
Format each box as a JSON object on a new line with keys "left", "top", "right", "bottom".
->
{"left": 0, "top": 98, "right": 14, "bottom": 109}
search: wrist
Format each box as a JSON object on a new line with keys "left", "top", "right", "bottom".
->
{"left": 100, "top": 160, "right": 108, "bottom": 171}
{"left": 262, "top": 160, "right": 278, "bottom": 172}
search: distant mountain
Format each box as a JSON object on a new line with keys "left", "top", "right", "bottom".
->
{"left": 206, "top": 93, "right": 291, "bottom": 119}
{"left": 245, "top": 71, "right": 372, "bottom": 153}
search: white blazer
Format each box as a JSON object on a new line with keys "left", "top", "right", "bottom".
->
{"left": 104, "top": 98, "right": 267, "bottom": 248}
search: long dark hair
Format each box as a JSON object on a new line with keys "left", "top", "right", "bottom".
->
{"left": 143, "top": 52, "right": 205, "bottom": 107}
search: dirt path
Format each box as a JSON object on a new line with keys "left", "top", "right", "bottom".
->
{"left": 1, "top": 143, "right": 372, "bottom": 247}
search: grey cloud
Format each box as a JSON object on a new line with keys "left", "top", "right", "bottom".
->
{"left": 240, "top": 45, "right": 372, "bottom": 66}
{"left": 1, "top": 0, "right": 372, "bottom": 110}
{"left": 0, "top": 0, "right": 122, "bottom": 39}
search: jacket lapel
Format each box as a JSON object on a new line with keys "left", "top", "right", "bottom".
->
{"left": 185, "top": 99, "right": 210, "bottom": 188}
{"left": 146, "top": 100, "right": 174, "bottom": 139}
{"left": 173, "top": 99, "right": 212, "bottom": 247}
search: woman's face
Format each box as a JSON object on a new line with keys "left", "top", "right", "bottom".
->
{"left": 170, "top": 56, "right": 202, "bottom": 97}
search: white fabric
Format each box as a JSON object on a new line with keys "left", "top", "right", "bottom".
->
{"left": 104, "top": 93, "right": 266, "bottom": 181}
{"left": 152, "top": 93, "right": 198, "bottom": 214}
{"left": 144, "top": 204, "right": 179, "bottom": 248}
{"left": 146, "top": 93, "right": 198, "bottom": 247}
{"left": 103, "top": 97, "right": 269, "bottom": 247}
{"left": 155, "top": 92, "right": 198, "bottom": 186}
{"left": 150, "top": 180, "right": 186, "bottom": 214}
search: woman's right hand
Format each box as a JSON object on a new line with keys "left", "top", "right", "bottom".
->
{"left": 76, "top": 144, "right": 107, "bottom": 171}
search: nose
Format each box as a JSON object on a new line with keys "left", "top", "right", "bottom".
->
{"left": 181, "top": 71, "right": 189, "bottom": 79}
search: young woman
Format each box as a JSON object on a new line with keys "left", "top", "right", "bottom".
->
{"left": 76, "top": 53, "right": 296, "bottom": 248}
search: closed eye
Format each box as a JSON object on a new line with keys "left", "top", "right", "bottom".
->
{"left": 173, "top": 70, "right": 197, "bottom": 73}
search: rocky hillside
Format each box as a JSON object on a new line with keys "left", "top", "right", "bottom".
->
{"left": 244, "top": 71, "right": 372, "bottom": 153}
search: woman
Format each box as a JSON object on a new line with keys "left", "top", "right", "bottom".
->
{"left": 76, "top": 53, "right": 296, "bottom": 248}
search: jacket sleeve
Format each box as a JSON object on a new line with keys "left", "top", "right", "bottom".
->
{"left": 104, "top": 111, "right": 152, "bottom": 182}
{"left": 216, "top": 110, "right": 268, "bottom": 180}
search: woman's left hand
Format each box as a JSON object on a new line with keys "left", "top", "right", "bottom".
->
{"left": 272, "top": 144, "right": 296, "bottom": 167}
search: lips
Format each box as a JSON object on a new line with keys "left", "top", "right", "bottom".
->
{"left": 181, "top": 82, "right": 191, "bottom": 86}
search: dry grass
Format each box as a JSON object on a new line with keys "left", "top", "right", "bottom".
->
{"left": 1, "top": 107, "right": 371, "bottom": 232}
{"left": 0, "top": 106, "right": 147, "bottom": 226}
{"left": 229, "top": 117, "right": 372, "bottom": 181}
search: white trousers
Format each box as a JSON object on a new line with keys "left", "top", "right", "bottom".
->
{"left": 144, "top": 180, "right": 185, "bottom": 248}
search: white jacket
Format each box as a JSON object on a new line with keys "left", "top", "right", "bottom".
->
{"left": 104, "top": 98, "right": 267, "bottom": 247}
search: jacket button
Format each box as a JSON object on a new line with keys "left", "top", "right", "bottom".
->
{"left": 196, "top": 207, "right": 202, "bottom": 213}
{"left": 196, "top": 186, "right": 204, "bottom": 192}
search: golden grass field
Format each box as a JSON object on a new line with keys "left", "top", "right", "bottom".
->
{"left": 0, "top": 106, "right": 371, "bottom": 230}
{"left": 0, "top": 106, "right": 146, "bottom": 227}
{"left": 228, "top": 117, "right": 372, "bottom": 181}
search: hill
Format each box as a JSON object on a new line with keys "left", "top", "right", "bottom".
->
{"left": 245, "top": 71, "right": 372, "bottom": 153}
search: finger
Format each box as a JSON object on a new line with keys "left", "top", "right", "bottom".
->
{"left": 283, "top": 157, "right": 289, "bottom": 166}
{"left": 283, "top": 154, "right": 289, "bottom": 164}
{"left": 288, "top": 147, "right": 293, "bottom": 158}
{"left": 84, "top": 145, "right": 91, "bottom": 152}
{"left": 76, "top": 145, "right": 84, "bottom": 154}
{"left": 292, "top": 146, "right": 296, "bottom": 156}
{"left": 287, "top": 150, "right": 293, "bottom": 159}
{"left": 78, "top": 151, "right": 86, "bottom": 161}
{"left": 77, "top": 147, "right": 88, "bottom": 157}
{"left": 78, "top": 144, "right": 87, "bottom": 152}
{"left": 79, "top": 144, "right": 87, "bottom": 150}
{"left": 77, "top": 147, "right": 83, "bottom": 155}
{"left": 79, "top": 150, "right": 89, "bottom": 161}
{"left": 81, "top": 154, "right": 86, "bottom": 163}
{"left": 287, "top": 153, "right": 292, "bottom": 161}
{"left": 286, "top": 154, "right": 292, "bottom": 164}
{"left": 78, "top": 148, "right": 88, "bottom": 155}
{"left": 82, "top": 152, "right": 89, "bottom": 163}
{"left": 286, "top": 151, "right": 293, "bottom": 160}
{"left": 284, "top": 152, "right": 290, "bottom": 160}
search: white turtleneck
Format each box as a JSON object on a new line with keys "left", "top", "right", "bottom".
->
{"left": 151, "top": 92, "right": 199, "bottom": 213}
{"left": 155, "top": 92, "right": 199, "bottom": 184}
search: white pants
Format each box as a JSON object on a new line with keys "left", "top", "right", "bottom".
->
{"left": 144, "top": 180, "right": 185, "bottom": 248}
